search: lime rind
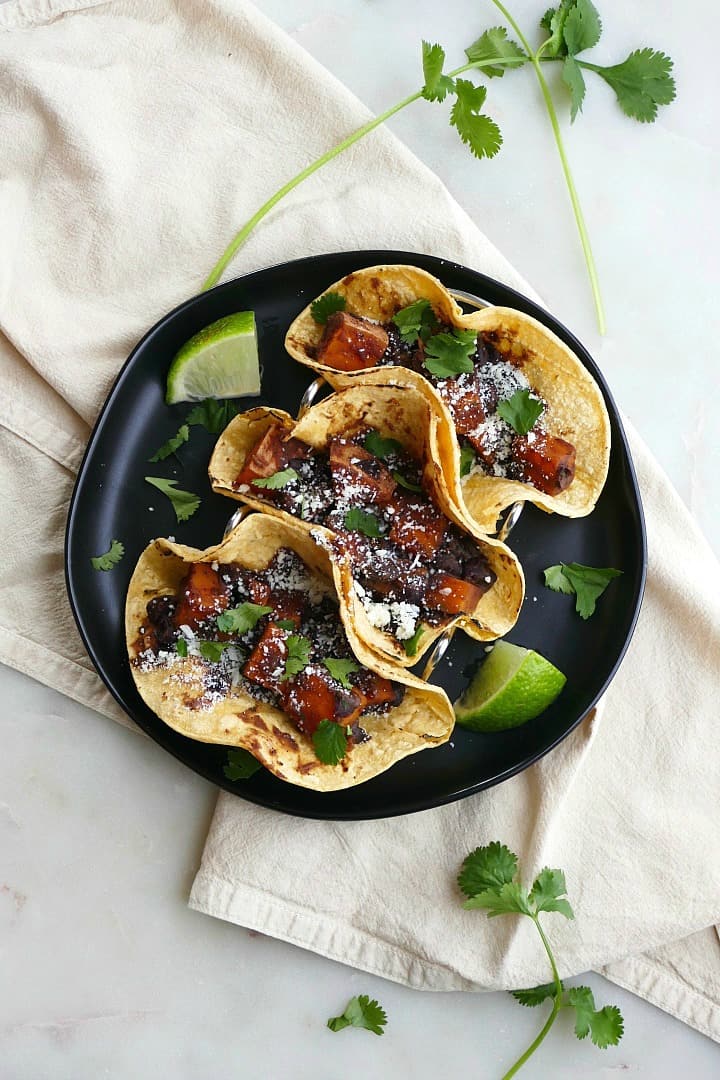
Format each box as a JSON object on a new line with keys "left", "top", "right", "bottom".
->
{"left": 165, "top": 311, "right": 260, "bottom": 404}
{"left": 454, "top": 640, "right": 566, "bottom": 732}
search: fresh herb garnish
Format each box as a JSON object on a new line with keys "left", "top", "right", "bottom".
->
{"left": 148, "top": 424, "right": 190, "bottom": 463}
{"left": 203, "top": 3, "right": 675, "bottom": 332}
{"left": 459, "top": 442, "right": 476, "bottom": 477}
{"left": 252, "top": 468, "right": 299, "bottom": 490}
{"left": 544, "top": 562, "right": 622, "bottom": 618}
{"left": 310, "top": 291, "right": 347, "bottom": 325}
{"left": 282, "top": 634, "right": 312, "bottom": 680}
{"left": 343, "top": 508, "right": 383, "bottom": 538}
{"left": 275, "top": 619, "right": 297, "bottom": 631}
{"left": 496, "top": 388, "right": 544, "bottom": 434}
{"left": 216, "top": 602, "right": 273, "bottom": 634}
{"left": 392, "top": 471, "right": 423, "bottom": 493}
{"left": 323, "top": 658, "right": 360, "bottom": 689}
{"left": 198, "top": 640, "right": 235, "bottom": 662}
{"left": 223, "top": 748, "right": 263, "bottom": 781}
{"left": 90, "top": 539, "right": 124, "bottom": 572}
{"left": 185, "top": 398, "right": 238, "bottom": 435}
{"left": 312, "top": 719, "right": 349, "bottom": 765}
{"left": 402, "top": 625, "right": 424, "bottom": 657}
{"left": 327, "top": 994, "right": 388, "bottom": 1036}
{"left": 391, "top": 298, "right": 438, "bottom": 344}
{"left": 145, "top": 477, "right": 201, "bottom": 522}
{"left": 364, "top": 429, "right": 403, "bottom": 460}
{"left": 460, "top": 842, "right": 623, "bottom": 1072}
{"left": 176, "top": 637, "right": 188, "bottom": 657}
{"left": 423, "top": 329, "right": 477, "bottom": 378}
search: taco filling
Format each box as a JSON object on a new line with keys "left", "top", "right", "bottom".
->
{"left": 232, "top": 423, "right": 498, "bottom": 650}
{"left": 133, "top": 545, "right": 405, "bottom": 758}
{"left": 313, "top": 306, "right": 576, "bottom": 498}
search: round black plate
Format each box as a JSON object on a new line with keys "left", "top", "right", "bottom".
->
{"left": 65, "top": 251, "right": 646, "bottom": 820}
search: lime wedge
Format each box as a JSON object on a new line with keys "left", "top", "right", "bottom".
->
{"left": 454, "top": 640, "right": 566, "bottom": 732}
{"left": 165, "top": 311, "right": 261, "bottom": 404}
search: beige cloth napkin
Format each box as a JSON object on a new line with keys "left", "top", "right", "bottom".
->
{"left": 2, "top": 0, "right": 719, "bottom": 1041}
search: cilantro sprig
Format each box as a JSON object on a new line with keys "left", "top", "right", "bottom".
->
{"left": 496, "top": 389, "right": 544, "bottom": 434}
{"left": 202, "top": 2, "right": 675, "bottom": 333}
{"left": 391, "top": 298, "right": 439, "bottom": 344}
{"left": 423, "top": 329, "right": 477, "bottom": 378}
{"left": 282, "top": 634, "right": 312, "bottom": 680}
{"left": 145, "top": 476, "right": 201, "bottom": 522}
{"left": 364, "top": 429, "right": 403, "bottom": 460}
{"left": 323, "top": 658, "right": 360, "bottom": 689}
{"left": 216, "top": 602, "right": 273, "bottom": 634}
{"left": 223, "top": 748, "right": 263, "bottom": 781}
{"left": 312, "top": 719, "right": 349, "bottom": 765}
{"left": 310, "top": 291, "right": 346, "bottom": 325}
{"left": 343, "top": 508, "right": 383, "bottom": 538}
{"left": 459, "top": 442, "right": 476, "bottom": 477}
{"left": 402, "top": 624, "right": 424, "bottom": 657}
{"left": 544, "top": 561, "right": 622, "bottom": 618}
{"left": 252, "top": 467, "right": 299, "bottom": 490}
{"left": 327, "top": 994, "right": 387, "bottom": 1036}
{"left": 90, "top": 539, "right": 125, "bottom": 572}
{"left": 460, "top": 842, "right": 623, "bottom": 1074}
{"left": 148, "top": 424, "right": 189, "bottom": 463}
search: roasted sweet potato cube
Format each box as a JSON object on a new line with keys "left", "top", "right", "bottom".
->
{"left": 512, "top": 432, "right": 576, "bottom": 496}
{"left": 234, "top": 422, "right": 288, "bottom": 489}
{"left": 241, "top": 625, "right": 289, "bottom": 693}
{"left": 282, "top": 669, "right": 366, "bottom": 736}
{"left": 316, "top": 312, "right": 389, "bottom": 371}
{"left": 269, "top": 589, "right": 304, "bottom": 628}
{"left": 329, "top": 439, "right": 396, "bottom": 505}
{"left": 350, "top": 669, "right": 400, "bottom": 712}
{"left": 174, "top": 564, "right": 230, "bottom": 631}
{"left": 389, "top": 495, "right": 447, "bottom": 559}
{"left": 424, "top": 571, "right": 484, "bottom": 615}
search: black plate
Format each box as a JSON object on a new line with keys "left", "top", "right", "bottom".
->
{"left": 65, "top": 250, "right": 646, "bottom": 820}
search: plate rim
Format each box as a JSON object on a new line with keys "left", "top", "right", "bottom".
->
{"left": 65, "top": 249, "right": 648, "bottom": 819}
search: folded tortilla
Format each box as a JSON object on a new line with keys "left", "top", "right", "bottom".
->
{"left": 126, "top": 514, "right": 454, "bottom": 791}
{"left": 284, "top": 264, "right": 611, "bottom": 533}
{"left": 209, "top": 382, "right": 524, "bottom": 667}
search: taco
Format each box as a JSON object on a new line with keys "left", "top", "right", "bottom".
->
{"left": 284, "top": 264, "right": 611, "bottom": 533}
{"left": 126, "top": 513, "right": 454, "bottom": 791}
{"left": 208, "top": 382, "right": 524, "bottom": 667}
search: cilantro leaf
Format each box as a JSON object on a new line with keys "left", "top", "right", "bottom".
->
{"left": 391, "top": 299, "right": 438, "bottom": 344}
{"left": 223, "top": 748, "right": 262, "bottom": 781}
{"left": 541, "top": 0, "right": 573, "bottom": 58}
{"left": 392, "top": 471, "right": 422, "bottom": 493}
{"left": 252, "top": 467, "right": 299, "bottom": 490}
{"left": 328, "top": 995, "right": 387, "bottom": 1036}
{"left": 496, "top": 389, "right": 544, "bottom": 434}
{"left": 566, "top": 987, "right": 624, "bottom": 1047}
{"left": 463, "top": 881, "right": 533, "bottom": 917}
{"left": 275, "top": 619, "right": 297, "bottom": 631}
{"left": 144, "top": 477, "right": 201, "bottom": 522}
{"left": 459, "top": 443, "right": 476, "bottom": 477}
{"left": 511, "top": 983, "right": 557, "bottom": 1007}
{"left": 540, "top": 7, "right": 556, "bottom": 33}
{"left": 593, "top": 49, "right": 676, "bottom": 123}
{"left": 283, "top": 634, "right": 312, "bottom": 680}
{"left": 544, "top": 562, "right": 622, "bottom": 619}
{"left": 148, "top": 424, "right": 190, "bottom": 462}
{"left": 185, "top": 398, "right": 238, "bottom": 434}
{"left": 175, "top": 638, "right": 188, "bottom": 657}
{"left": 364, "top": 429, "right": 403, "bottom": 460}
{"left": 402, "top": 625, "right": 423, "bottom": 657}
{"left": 562, "top": 0, "right": 602, "bottom": 56}
{"left": 450, "top": 79, "right": 502, "bottom": 160}
{"left": 563, "top": 56, "right": 586, "bottom": 122}
{"left": 343, "top": 508, "right": 383, "bottom": 538}
{"left": 421, "top": 41, "right": 456, "bottom": 103}
{"left": 310, "top": 292, "right": 346, "bottom": 325}
{"left": 312, "top": 719, "right": 348, "bottom": 766}
{"left": 323, "top": 658, "right": 360, "bottom": 689}
{"left": 459, "top": 842, "right": 519, "bottom": 897}
{"left": 423, "top": 329, "right": 477, "bottom": 378}
{"left": 529, "top": 868, "right": 575, "bottom": 919}
{"left": 198, "top": 640, "right": 234, "bottom": 662}
{"left": 91, "top": 539, "right": 125, "bottom": 572}
{"left": 465, "top": 27, "right": 526, "bottom": 78}
{"left": 216, "top": 602, "right": 273, "bottom": 634}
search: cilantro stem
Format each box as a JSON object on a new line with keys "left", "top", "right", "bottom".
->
{"left": 202, "top": 57, "right": 521, "bottom": 291}
{"left": 489, "top": 0, "right": 606, "bottom": 333}
{"left": 501, "top": 915, "right": 564, "bottom": 1080}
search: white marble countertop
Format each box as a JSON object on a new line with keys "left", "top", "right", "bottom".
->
{"left": 2, "top": 0, "right": 719, "bottom": 1076}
